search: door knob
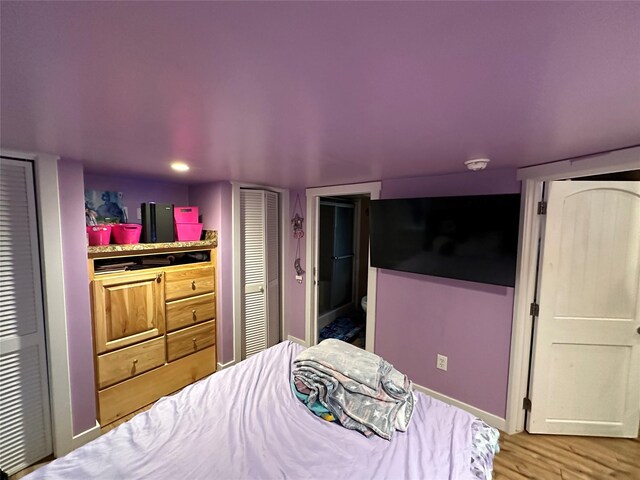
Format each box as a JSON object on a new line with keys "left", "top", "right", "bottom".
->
{"left": 259, "top": 286, "right": 265, "bottom": 294}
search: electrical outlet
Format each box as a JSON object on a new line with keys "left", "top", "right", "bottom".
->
{"left": 436, "top": 354, "right": 448, "bottom": 371}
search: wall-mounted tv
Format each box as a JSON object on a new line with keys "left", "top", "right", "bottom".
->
{"left": 370, "top": 193, "right": 521, "bottom": 287}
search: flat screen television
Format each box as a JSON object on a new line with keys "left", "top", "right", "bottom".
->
{"left": 370, "top": 193, "right": 520, "bottom": 286}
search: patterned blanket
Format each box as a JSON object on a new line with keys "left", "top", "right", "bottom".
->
{"left": 292, "top": 339, "right": 415, "bottom": 440}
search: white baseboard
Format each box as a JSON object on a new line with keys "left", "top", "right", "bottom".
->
{"left": 287, "top": 335, "right": 308, "bottom": 347}
{"left": 217, "top": 359, "right": 236, "bottom": 370}
{"left": 412, "top": 383, "right": 506, "bottom": 431}
{"left": 68, "top": 421, "right": 101, "bottom": 452}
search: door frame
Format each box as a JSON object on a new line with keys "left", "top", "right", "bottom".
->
{"left": 505, "top": 145, "right": 640, "bottom": 434}
{"left": 305, "top": 182, "right": 381, "bottom": 351}
{"left": 231, "top": 183, "right": 289, "bottom": 364}
{"left": 1, "top": 149, "right": 101, "bottom": 456}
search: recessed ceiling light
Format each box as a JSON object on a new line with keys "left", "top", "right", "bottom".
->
{"left": 171, "top": 161, "right": 190, "bottom": 172}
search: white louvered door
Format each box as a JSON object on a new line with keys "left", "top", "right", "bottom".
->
{"left": 240, "top": 189, "right": 280, "bottom": 359}
{"left": 0, "top": 158, "right": 52, "bottom": 475}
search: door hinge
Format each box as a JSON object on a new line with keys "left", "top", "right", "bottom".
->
{"left": 537, "top": 201, "right": 547, "bottom": 215}
{"left": 530, "top": 302, "right": 540, "bottom": 317}
{"left": 523, "top": 397, "right": 532, "bottom": 411}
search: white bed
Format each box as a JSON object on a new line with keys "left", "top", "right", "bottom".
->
{"left": 27, "top": 341, "right": 499, "bottom": 479}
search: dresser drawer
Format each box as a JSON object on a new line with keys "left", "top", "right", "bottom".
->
{"left": 98, "top": 346, "right": 216, "bottom": 425}
{"left": 166, "top": 292, "right": 216, "bottom": 332}
{"left": 167, "top": 320, "right": 216, "bottom": 362}
{"left": 165, "top": 266, "right": 214, "bottom": 301}
{"left": 97, "top": 337, "right": 165, "bottom": 389}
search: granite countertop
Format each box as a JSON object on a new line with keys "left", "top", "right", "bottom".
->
{"left": 88, "top": 230, "right": 217, "bottom": 257}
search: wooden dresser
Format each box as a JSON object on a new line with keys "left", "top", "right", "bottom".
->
{"left": 88, "top": 237, "right": 218, "bottom": 426}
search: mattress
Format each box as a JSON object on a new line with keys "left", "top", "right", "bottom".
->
{"left": 28, "top": 341, "right": 499, "bottom": 479}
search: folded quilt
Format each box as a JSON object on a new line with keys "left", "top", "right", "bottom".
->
{"left": 292, "top": 339, "right": 415, "bottom": 440}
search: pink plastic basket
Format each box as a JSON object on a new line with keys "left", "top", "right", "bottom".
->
{"left": 111, "top": 224, "right": 142, "bottom": 244}
{"left": 174, "top": 206, "right": 199, "bottom": 224}
{"left": 87, "top": 225, "right": 112, "bottom": 246}
{"left": 175, "top": 222, "right": 203, "bottom": 241}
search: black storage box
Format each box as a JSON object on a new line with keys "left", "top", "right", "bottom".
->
{"left": 141, "top": 203, "right": 175, "bottom": 243}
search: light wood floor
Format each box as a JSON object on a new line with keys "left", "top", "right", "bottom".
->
{"left": 494, "top": 431, "right": 640, "bottom": 479}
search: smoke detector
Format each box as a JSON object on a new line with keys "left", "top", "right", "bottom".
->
{"left": 465, "top": 158, "right": 490, "bottom": 171}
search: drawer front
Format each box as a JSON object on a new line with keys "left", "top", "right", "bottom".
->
{"left": 98, "top": 346, "right": 216, "bottom": 426}
{"left": 166, "top": 292, "right": 216, "bottom": 332}
{"left": 165, "top": 266, "right": 214, "bottom": 301}
{"left": 97, "top": 337, "right": 165, "bottom": 389}
{"left": 167, "top": 320, "right": 216, "bottom": 362}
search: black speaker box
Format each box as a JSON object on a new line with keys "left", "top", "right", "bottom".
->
{"left": 141, "top": 203, "right": 175, "bottom": 243}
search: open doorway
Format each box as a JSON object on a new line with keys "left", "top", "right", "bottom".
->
{"left": 317, "top": 195, "right": 370, "bottom": 348}
{"left": 305, "top": 182, "right": 381, "bottom": 352}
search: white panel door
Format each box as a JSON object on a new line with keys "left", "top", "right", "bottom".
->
{"left": 0, "top": 158, "right": 52, "bottom": 474}
{"left": 528, "top": 180, "right": 640, "bottom": 437}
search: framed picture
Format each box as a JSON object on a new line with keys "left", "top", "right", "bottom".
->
{"left": 85, "top": 190, "right": 127, "bottom": 224}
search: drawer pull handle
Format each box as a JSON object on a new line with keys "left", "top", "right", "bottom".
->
{"left": 192, "top": 280, "right": 197, "bottom": 290}
{"left": 131, "top": 359, "right": 138, "bottom": 375}
{"left": 192, "top": 337, "right": 198, "bottom": 350}
{"left": 156, "top": 274, "right": 162, "bottom": 283}
{"left": 192, "top": 309, "right": 197, "bottom": 321}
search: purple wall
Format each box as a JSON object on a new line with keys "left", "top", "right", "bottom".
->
{"left": 188, "top": 182, "right": 234, "bottom": 364}
{"left": 285, "top": 190, "right": 307, "bottom": 340}
{"left": 376, "top": 168, "right": 520, "bottom": 418}
{"left": 65, "top": 165, "right": 518, "bottom": 428}
{"left": 282, "top": 169, "right": 520, "bottom": 418}
{"left": 84, "top": 173, "right": 189, "bottom": 223}
{"left": 57, "top": 159, "right": 96, "bottom": 434}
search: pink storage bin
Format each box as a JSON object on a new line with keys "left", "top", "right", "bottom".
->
{"left": 87, "top": 225, "right": 112, "bottom": 246}
{"left": 174, "top": 206, "right": 199, "bottom": 224}
{"left": 112, "top": 224, "right": 142, "bottom": 244}
{"left": 175, "top": 222, "right": 203, "bottom": 241}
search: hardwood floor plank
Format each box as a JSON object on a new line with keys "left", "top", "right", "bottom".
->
{"left": 494, "top": 432, "right": 640, "bottom": 480}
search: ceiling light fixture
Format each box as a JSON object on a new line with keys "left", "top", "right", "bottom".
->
{"left": 464, "top": 158, "right": 490, "bottom": 171}
{"left": 171, "top": 161, "right": 190, "bottom": 172}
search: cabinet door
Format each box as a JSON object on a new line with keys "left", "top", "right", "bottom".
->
{"left": 92, "top": 271, "right": 165, "bottom": 354}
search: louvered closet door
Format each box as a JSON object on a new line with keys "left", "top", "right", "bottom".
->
{"left": 0, "top": 158, "right": 52, "bottom": 475}
{"left": 240, "top": 189, "right": 280, "bottom": 358}
{"left": 241, "top": 190, "right": 267, "bottom": 358}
